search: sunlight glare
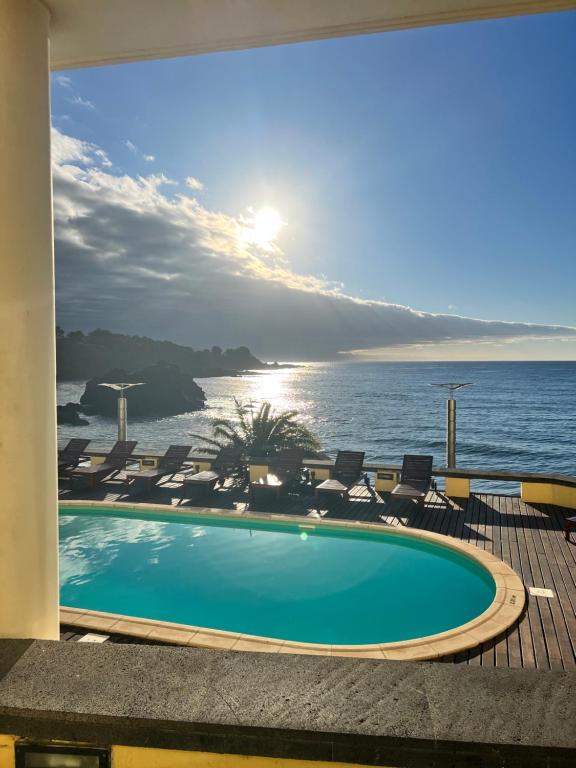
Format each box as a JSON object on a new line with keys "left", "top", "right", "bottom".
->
{"left": 251, "top": 370, "right": 290, "bottom": 408}
{"left": 242, "top": 206, "right": 284, "bottom": 250}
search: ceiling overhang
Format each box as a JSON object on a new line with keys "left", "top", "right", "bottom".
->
{"left": 46, "top": 0, "right": 576, "bottom": 70}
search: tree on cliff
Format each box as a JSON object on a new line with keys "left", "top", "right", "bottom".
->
{"left": 56, "top": 327, "right": 266, "bottom": 381}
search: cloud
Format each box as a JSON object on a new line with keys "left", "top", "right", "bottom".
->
{"left": 51, "top": 128, "right": 111, "bottom": 169}
{"left": 68, "top": 95, "right": 95, "bottom": 110}
{"left": 51, "top": 127, "right": 576, "bottom": 360}
{"left": 55, "top": 75, "right": 72, "bottom": 89}
{"left": 125, "top": 139, "right": 155, "bottom": 163}
{"left": 185, "top": 176, "right": 204, "bottom": 191}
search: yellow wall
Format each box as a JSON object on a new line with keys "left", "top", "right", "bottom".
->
{"left": 113, "top": 746, "right": 377, "bottom": 768}
{"left": 0, "top": 736, "right": 16, "bottom": 768}
{"left": 249, "top": 464, "right": 269, "bottom": 482}
{"left": 0, "top": 740, "right": 381, "bottom": 768}
{"left": 140, "top": 456, "right": 160, "bottom": 469}
{"left": 445, "top": 477, "right": 470, "bottom": 499}
{"left": 521, "top": 482, "right": 576, "bottom": 510}
{"left": 374, "top": 471, "right": 398, "bottom": 492}
{"left": 192, "top": 460, "right": 213, "bottom": 473}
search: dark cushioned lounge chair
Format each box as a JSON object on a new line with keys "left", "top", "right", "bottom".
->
{"left": 390, "top": 454, "right": 433, "bottom": 508}
{"left": 69, "top": 440, "right": 138, "bottom": 490}
{"left": 58, "top": 438, "right": 90, "bottom": 474}
{"left": 181, "top": 445, "right": 244, "bottom": 500}
{"left": 315, "top": 450, "right": 365, "bottom": 506}
{"left": 126, "top": 444, "right": 192, "bottom": 495}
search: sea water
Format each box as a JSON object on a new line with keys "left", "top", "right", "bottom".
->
{"left": 57, "top": 361, "right": 576, "bottom": 492}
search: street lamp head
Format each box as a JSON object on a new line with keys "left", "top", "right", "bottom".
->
{"left": 430, "top": 383, "right": 473, "bottom": 393}
{"left": 98, "top": 382, "right": 145, "bottom": 392}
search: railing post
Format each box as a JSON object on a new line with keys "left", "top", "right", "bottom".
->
{"left": 447, "top": 398, "right": 456, "bottom": 468}
{"left": 431, "top": 382, "right": 472, "bottom": 469}
{"left": 118, "top": 395, "right": 127, "bottom": 441}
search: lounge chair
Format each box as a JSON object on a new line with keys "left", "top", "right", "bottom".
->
{"left": 58, "top": 438, "right": 90, "bottom": 474}
{"left": 315, "top": 450, "right": 365, "bottom": 507}
{"left": 126, "top": 444, "right": 192, "bottom": 495}
{"left": 390, "top": 454, "right": 433, "bottom": 508}
{"left": 249, "top": 448, "right": 305, "bottom": 506}
{"left": 181, "top": 445, "right": 244, "bottom": 500}
{"left": 69, "top": 440, "right": 138, "bottom": 490}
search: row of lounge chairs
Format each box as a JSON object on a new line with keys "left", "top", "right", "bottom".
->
{"left": 248, "top": 450, "right": 433, "bottom": 508}
{"left": 58, "top": 440, "right": 243, "bottom": 496}
{"left": 58, "top": 439, "right": 434, "bottom": 507}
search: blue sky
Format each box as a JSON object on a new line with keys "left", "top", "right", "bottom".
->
{"left": 51, "top": 11, "right": 576, "bottom": 360}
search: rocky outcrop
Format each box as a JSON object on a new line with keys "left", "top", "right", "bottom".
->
{"left": 80, "top": 362, "right": 206, "bottom": 417}
{"left": 57, "top": 403, "right": 90, "bottom": 426}
{"left": 56, "top": 329, "right": 269, "bottom": 381}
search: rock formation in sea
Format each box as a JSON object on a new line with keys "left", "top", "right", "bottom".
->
{"left": 57, "top": 402, "right": 90, "bottom": 426}
{"left": 80, "top": 362, "right": 206, "bottom": 417}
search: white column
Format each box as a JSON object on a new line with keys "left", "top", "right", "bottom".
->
{"left": 0, "top": 0, "right": 59, "bottom": 639}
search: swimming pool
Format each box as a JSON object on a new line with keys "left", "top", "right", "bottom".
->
{"left": 59, "top": 503, "right": 524, "bottom": 657}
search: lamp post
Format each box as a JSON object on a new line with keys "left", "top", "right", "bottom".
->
{"left": 430, "top": 383, "right": 473, "bottom": 468}
{"left": 98, "top": 383, "right": 144, "bottom": 441}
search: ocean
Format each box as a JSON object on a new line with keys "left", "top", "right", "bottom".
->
{"left": 57, "top": 361, "right": 576, "bottom": 493}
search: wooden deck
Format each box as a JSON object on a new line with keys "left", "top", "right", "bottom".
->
{"left": 59, "top": 471, "right": 576, "bottom": 670}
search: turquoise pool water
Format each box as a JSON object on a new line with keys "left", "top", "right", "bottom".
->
{"left": 59, "top": 506, "right": 496, "bottom": 645}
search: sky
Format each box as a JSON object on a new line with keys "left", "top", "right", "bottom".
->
{"left": 51, "top": 11, "right": 576, "bottom": 361}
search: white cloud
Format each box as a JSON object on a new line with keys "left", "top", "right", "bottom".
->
{"left": 94, "top": 149, "right": 113, "bottom": 167}
{"left": 51, "top": 128, "right": 576, "bottom": 359}
{"left": 51, "top": 127, "right": 111, "bottom": 169}
{"left": 185, "top": 176, "right": 204, "bottom": 191}
{"left": 68, "top": 95, "right": 95, "bottom": 110}
{"left": 125, "top": 140, "right": 157, "bottom": 164}
{"left": 55, "top": 75, "right": 72, "bottom": 89}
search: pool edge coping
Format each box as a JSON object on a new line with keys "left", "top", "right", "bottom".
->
{"left": 59, "top": 499, "right": 526, "bottom": 660}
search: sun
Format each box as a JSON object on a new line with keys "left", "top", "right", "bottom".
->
{"left": 243, "top": 206, "right": 284, "bottom": 249}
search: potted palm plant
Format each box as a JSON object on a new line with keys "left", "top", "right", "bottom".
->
{"left": 192, "top": 398, "right": 321, "bottom": 459}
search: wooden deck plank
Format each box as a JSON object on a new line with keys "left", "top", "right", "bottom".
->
{"left": 520, "top": 496, "right": 564, "bottom": 670}
{"left": 513, "top": 494, "right": 554, "bottom": 670}
{"left": 495, "top": 499, "right": 512, "bottom": 669}
{"left": 503, "top": 496, "right": 534, "bottom": 669}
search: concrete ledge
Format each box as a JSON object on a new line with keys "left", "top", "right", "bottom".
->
{"left": 0, "top": 641, "right": 575, "bottom": 767}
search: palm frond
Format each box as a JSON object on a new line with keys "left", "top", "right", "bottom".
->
{"left": 198, "top": 398, "right": 322, "bottom": 458}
